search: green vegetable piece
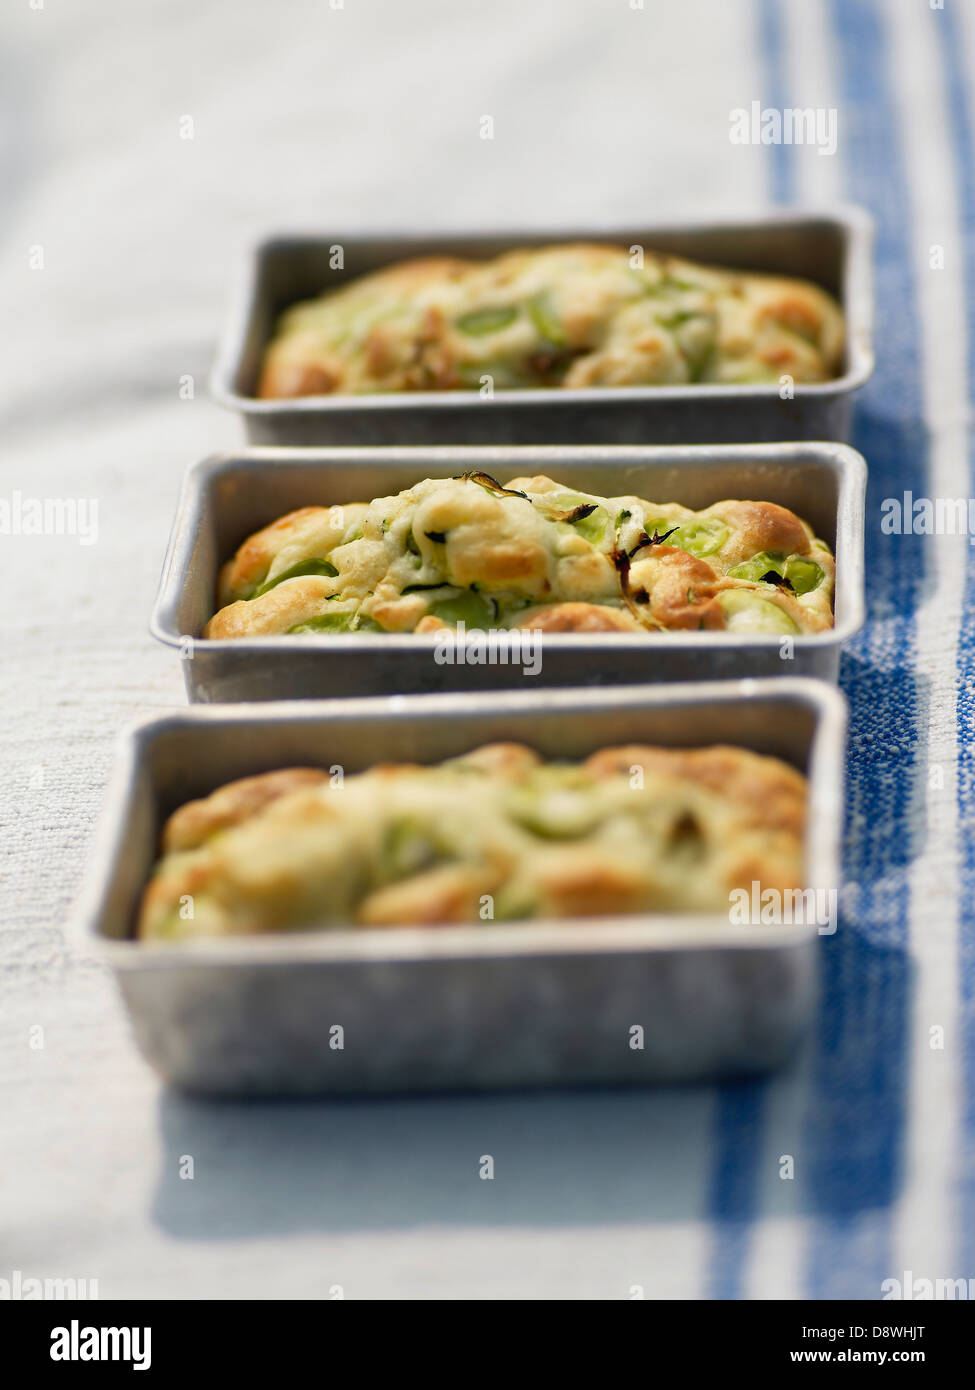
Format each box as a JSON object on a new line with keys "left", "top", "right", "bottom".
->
{"left": 657, "top": 310, "right": 698, "bottom": 330}
{"left": 253, "top": 558, "right": 338, "bottom": 598}
{"left": 428, "top": 590, "right": 498, "bottom": 628}
{"left": 528, "top": 292, "right": 566, "bottom": 345}
{"left": 381, "top": 819, "right": 440, "bottom": 880}
{"left": 287, "top": 611, "right": 354, "bottom": 634}
{"left": 718, "top": 590, "right": 800, "bottom": 635}
{"left": 491, "top": 887, "right": 539, "bottom": 922}
{"left": 727, "top": 551, "right": 784, "bottom": 585}
{"left": 507, "top": 787, "right": 601, "bottom": 840}
{"left": 668, "top": 517, "right": 730, "bottom": 558}
{"left": 784, "top": 556, "right": 825, "bottom": 595}
{"left": 727, "top": 552, "right": 825, "bottom": 596}
{"left": 456, "top": 306, "right": 518, "bottom": 335}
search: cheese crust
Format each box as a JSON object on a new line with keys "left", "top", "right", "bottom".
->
{"left": 257, "top": 243, "right": 845, "bottom": 398}
{"left": 137, "top": 743, "right": 807, "bottom": 938}
{"left": 204, "top": 473, "right": 835, "bottom": 639}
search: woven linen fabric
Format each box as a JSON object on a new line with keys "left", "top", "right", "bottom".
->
{"left": 0, "top": 0, "right": 972, "bottom": 1300}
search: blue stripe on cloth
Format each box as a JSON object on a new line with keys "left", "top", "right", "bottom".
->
{"left": 706, "top": 1081, "right": 767, "bottom": 1299}
{"left": 706, "top": 0, "right": 924, "bottom": 1300}
{"left": 799, "top": 0, "right": 924, "bottom": 1297}
{"left": 935, "top": 3, "right": 975, "bottom": 1279}
{"left": 705, "top": 0, "right": 924, "bottom": 1300}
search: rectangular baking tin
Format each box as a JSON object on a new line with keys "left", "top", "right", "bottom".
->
{"left": 151, "top": 442, "right": 866, "bottom": 702}
{"left": 72, "top": 680, "right": 845, "bottom": 1095}
{"left": 211, "top": 207, "right": 874, "bottom": 446}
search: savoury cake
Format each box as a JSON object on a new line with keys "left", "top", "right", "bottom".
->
{"left": 204, "top": 472, "right": 835, "bottom": 639}
{"left": 137, "top": 742, "right": 807, "bottom": 939}
{"left": 257, "top": 243, "right": 845, "bottom": 398}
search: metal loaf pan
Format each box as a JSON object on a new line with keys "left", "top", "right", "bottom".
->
{"left": 72, "top": 680, "right": 845, "bottom": 1096}
{"left": 210, "top": 207, "right": 874, "bottom": 446}
{"left": 151, "top": 442, "right": 866, "bottom": 702}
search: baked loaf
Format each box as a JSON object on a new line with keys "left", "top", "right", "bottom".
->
{"left": 257, "top": 243, "right": 845, "bottom": 397}
{"left": 137, "top": 742, "right": 807, "bottom": 938}
{"left": 204, "top": 473, "right": 834, "bottom": 639}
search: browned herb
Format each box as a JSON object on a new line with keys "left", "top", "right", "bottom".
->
{"left": 549, "top": 502, "right": 599, "bottom": 524}
{"left": 459, "top": 470, "right": 530, "bottom": 500}
{"left": 628, "top": 526, "right": 680, "bottom": 559}
{"left": 610, "top": 519, "right": 668, "bottom": 631}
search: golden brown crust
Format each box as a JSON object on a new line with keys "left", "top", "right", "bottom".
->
{"left": 510, "top": 602, "right": 645, "bottom": 633}
{"left": 530, "top": 851, "right": 656, "bottom": 918}
{"left": 357, "top": 864, "right": 498, "bottom": 926}
{"left": 258, "top": 359, "right": 343, "bottom": 400}
{"left": 162, "top": 768, "right": 330, "bottom": 853}
{"left": 627, "top": 546, "right": 726, "bottom": 631}
{"left": 712, "top": 501, "right": 812, "bottom": 565}
{"left": 204, "top": 578, "right": 338, "bottom": 639}
{"left": 583, "top": 745, "right": 807, "bottom": 844}
{"left": 217, "top": 507, "right": 330, "bottom": 601}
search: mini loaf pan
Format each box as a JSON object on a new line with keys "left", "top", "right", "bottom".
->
{"left": 210, "top": 207, "right": 874, "bottom": 447}
{"left": 151, "top": 442, "right": 866, "bottom": 702}
{"left": 72, "top": 680, "right": 845, "bottom": 1096}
